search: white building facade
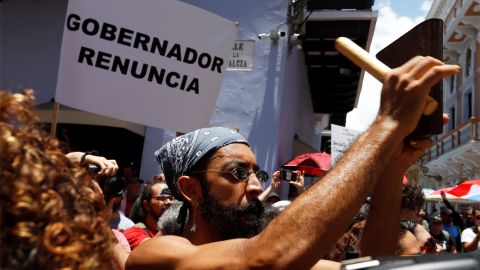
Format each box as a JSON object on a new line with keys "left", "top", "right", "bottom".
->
{"left": 420, "top": 0, "right": 480, "bottom": 189}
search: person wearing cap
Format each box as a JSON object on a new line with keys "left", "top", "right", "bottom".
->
{"left": 126, "top": 57, "right": 460, "bottom": 270}
{"left": 430, "top": 216, "right": 456, "bottom": 253}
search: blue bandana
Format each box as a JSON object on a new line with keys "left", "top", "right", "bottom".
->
{"left": 154, "top": 127, "right": 249, "bottom": 201}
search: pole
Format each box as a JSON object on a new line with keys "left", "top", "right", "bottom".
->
{"left": 50, "top": 100, "right": 60, "bottom": 137}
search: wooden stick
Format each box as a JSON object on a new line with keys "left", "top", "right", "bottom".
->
{"left": 50, "top": 100, "right": 60, "bottom": 137}
{"left": 335, "top": 37, "right": 438, "bottom": 115}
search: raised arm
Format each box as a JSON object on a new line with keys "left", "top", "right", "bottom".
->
{"left": 127, "top": 56, "right": 460, "bottom": 270}
{"left": 66, "top": 151, "right": 119, "bottom": 176}
{"left": 243, "top": 57, "right": 459, "bottom": 269}
{"left": 441, "top": 191, "right": 466, "bottom": 230}
{"left": 360, "top": 138, "right": 433, "bottom": 256}
{"left": 258, "top": 171, "right": 281, "bottom": 202}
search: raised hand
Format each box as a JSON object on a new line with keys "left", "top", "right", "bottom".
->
{"left": 379, "top": 56, "right": 460, "bottom": 137}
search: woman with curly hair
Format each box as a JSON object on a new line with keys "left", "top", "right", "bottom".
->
{"left": 0, "top": 90, "right": 121, "bottom": 269}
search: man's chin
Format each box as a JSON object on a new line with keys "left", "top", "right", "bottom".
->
{"left": 201, "top": 197, "right": 278, "bottom": 239}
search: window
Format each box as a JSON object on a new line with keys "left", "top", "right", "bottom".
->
{"left": 449, "top": 106, "right": 456, "bottom": 131}
{"left": 463, "top": 90, "right": 473, "bottom": 121}
{"left": 449, "top": 75, "right": 455, "bottom": 94}
{"left": 466, "top": 47, "right": 472, "bottom": 78}
{"left": 467, "top": 92, "right": 472, "bottom": 118}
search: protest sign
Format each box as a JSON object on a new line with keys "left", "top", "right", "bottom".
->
{"left": 331, "top": 124, "right": 362, "bottom": 166}
{"left": 56, "top": 0, "right": 238, "bottom": 131}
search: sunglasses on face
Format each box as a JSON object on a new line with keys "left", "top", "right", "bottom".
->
{"left": 475, "top": 216, "right": 480, "bottom": 220}
{"left": 192, "top": 167, "right": 269, "bottom": 183}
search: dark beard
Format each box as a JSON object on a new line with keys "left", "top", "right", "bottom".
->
{"left": 200, "top": 192, "right": 279, "bottom": 240}
{"left": 151, "top": 206, "right": 167, "bottom": 222}
{"left": 466, "top": 220, "right": 475, "bottom": 228}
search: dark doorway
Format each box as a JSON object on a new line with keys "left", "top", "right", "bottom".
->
{"left": 54, "top": 124, "right": 144, "bottom": 175}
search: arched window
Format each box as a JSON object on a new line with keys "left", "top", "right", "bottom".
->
{"left": 449, "top": 75, "right": 455, "bottom": 94}
{"left": 463, "top": 90, "right": 473, "bottom": 121}
{"left": 449, "top": 106, "right": 456, "bottom": 131}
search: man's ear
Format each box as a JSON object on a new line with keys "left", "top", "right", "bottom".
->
{"left": 177, "top": 175, "right": 203, "bottom": 204}
{"left": 142, "top": 199, "right": 149, "bottom": 212}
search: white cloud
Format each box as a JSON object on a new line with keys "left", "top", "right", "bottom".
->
{"left": 421, "top": 0, "right": 434, "bottom": 14}
{"left": 346, "top": 73, "right": 381, "bottom": 131}
{"left": 346, "top": 1, "right": 426, "bottom": 131}
{"left": 371, "top": 3, "right": 423, "bottom": 54}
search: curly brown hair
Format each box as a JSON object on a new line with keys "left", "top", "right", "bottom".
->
{"left": 326, "top": 220, "right": 366, "bottom": 262}
{"left": 0, "top": 90, "right": 119, "bottom": 269}
{"left": 401, "top": 183, "right": 425, "bottom": 211}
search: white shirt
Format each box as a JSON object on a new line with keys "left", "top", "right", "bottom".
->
{"left": 461, "top": 227, "right": 480, "bottom": 251}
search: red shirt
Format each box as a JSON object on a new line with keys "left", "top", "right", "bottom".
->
{"left": 123, "top": 226, "right": 156, "bottom": 250}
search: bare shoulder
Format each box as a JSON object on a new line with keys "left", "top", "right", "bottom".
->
{"left": 311, "top": 259, "right": 341, "bottom": 270}
{"left": 126, "top": 235, "right": 197, "bottom": 270}
{"left": 126, "top": 235, "right": 251, "bottom": 270}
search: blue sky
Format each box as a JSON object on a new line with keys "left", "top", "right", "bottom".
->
{"left": 378, "top": 0, "right": 433, "bottom": 19}
{"left": 346, "top": 0, "right": 434, "bottom": 131}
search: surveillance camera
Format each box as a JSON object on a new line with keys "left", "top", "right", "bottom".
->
{"left": 270, "top": 30, "right": 279, "bottom": 40}
{"left": 290, "top": 33, "right": 301, "bottom": 40}
{"left": 289, "top": 35, "right": 303, "bottom": 50}
{"left": 258, "top": 33, "right": 270, "bottom": 40}
{"left": 258, "top": 30, "right": 285, "bottom": 43}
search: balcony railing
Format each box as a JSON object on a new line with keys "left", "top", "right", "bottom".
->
{"left": 424, "top": 117, "right": 480, "bottom": 162}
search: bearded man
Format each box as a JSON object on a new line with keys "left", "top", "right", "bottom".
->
{"left": 126, "top": 56, "right": 459, "bottom": 270}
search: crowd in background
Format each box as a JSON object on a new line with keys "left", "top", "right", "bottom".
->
{"left": 0, "top": 55, "right": 468, "bottom": 270}
{"left": 2, "top": 90, "right": 474, "bottom": 269}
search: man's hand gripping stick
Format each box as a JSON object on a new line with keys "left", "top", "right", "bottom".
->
{"left": 335, "top": 37, "right": 438, "bottom": 115}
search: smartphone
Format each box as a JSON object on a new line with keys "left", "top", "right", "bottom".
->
{"left": 280, "top": 169, "right": 297, "bottom": 182}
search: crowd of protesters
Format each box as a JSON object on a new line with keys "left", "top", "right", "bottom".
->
{"left": 418, "top": 192, "right": 480, "bottom": 255}
{"left": 0, "top": 56, "right": 465, "bottom": 269}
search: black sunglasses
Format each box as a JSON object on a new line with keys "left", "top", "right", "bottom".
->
{"left": 191, "top": 167, "right": 269, "bottom": 183}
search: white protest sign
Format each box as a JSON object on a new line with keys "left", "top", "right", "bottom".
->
{"left": 331, "top": 124, "right": 363, "bottom": 166}
{"left": 55, "top": 0, "right": 238, "bottom": 131}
